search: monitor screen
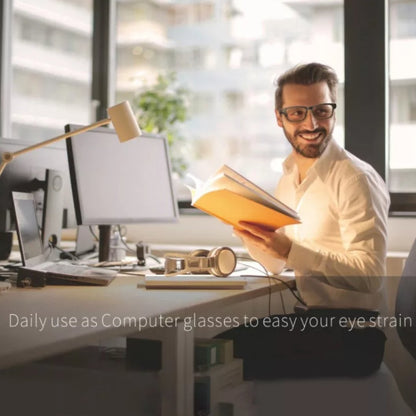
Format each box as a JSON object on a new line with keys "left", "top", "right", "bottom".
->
{"left": 0, "top": 138, "right": 77, "bottom": 233}
{"left": 66, "top": 126, "right": 178, "bottom": 226}
{"left": 11, "top": 192, "right": 44, "bottom": 265}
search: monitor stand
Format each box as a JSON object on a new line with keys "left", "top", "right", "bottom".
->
{"left": 42, "top": 169, "right": 64, "bottom": 253}
{"left": 98, "top": 225, "right": 111, "bottom": 262}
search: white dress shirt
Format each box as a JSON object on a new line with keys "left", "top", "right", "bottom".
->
{"left": 247, "top": 139, "right": 390, "bottom": 310}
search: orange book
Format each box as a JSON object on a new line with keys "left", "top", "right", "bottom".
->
{"left": 189, "top": 165, "right": 300, "bottom": 230}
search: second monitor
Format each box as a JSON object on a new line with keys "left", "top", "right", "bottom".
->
{"left": 65, "top": 125, "right": 178, "bottom": 261}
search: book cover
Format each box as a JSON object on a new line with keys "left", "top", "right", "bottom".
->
{"left": 188, "top": 165, "right": 300, "bottom": 230}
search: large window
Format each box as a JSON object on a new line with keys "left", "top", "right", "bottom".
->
{"left": 1, "top": 1, "right": 415, "bottom": 213}
{"left": 114, "top": 0, "right": 345, "bottom": 199}
{"left": 8, "top": 0, "right": 93, "bottom": 141}
{"left": 389, "top": 0, "right": 416, "bottom": 193}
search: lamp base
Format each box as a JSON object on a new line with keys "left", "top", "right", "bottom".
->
{"left": 0, "top": 232, "right": 13, "bottom": 260}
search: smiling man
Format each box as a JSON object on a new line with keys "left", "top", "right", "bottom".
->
{"left": 219, "top": 63, "right": 390, "bottom": 380}
{"left": 235, "top": 62, "right": 390, "bottom": 310}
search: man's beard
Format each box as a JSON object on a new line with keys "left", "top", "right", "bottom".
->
{"left": 283, "top": 126, "right": 333, "bottom": 159}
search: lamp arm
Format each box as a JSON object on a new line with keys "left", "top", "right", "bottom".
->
{"left": 0, "top": 158, "right": 8, "bottom": 176}
{"left": 0, "top": 118, "right": 111, "bottom": 177}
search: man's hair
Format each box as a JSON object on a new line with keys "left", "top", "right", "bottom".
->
{"left": 274, "top": 63, "right": 338, "bottom": 110}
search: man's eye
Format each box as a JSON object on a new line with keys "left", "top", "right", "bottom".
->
{"left": 314, "top": 105, "right": 332, "bottom": 117}
{"left": 288, "top": 109, "right": 305, "bottom": 117}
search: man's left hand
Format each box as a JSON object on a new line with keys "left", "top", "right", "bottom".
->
{"left": 233, "top": 221, "right": 292, "bottom": 261}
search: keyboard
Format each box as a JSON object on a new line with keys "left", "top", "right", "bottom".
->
{"left": 29, "top": 262, "right": 117, "bottom": 286}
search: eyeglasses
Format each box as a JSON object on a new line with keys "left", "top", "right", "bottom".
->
{"left": 279, "top": 103, "right": 337, "bottom": 122}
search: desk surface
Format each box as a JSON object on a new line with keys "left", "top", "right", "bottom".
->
{"left": 0, "top": 272, "right": 293, "bottom": 370}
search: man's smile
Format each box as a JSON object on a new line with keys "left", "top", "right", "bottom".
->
{"left": 297, "top": 129, "right": 326, "bottom": 142}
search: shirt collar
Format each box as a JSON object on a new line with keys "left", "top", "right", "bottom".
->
{"left": 312, "top": 139, "right": 342, "bottom": 181}
{"left": 282, "top": 139, "right": 342, "bottom": 180}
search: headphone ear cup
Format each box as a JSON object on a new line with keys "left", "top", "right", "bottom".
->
{"left": 208, "top": 247, "right": 237, "bottom": 277}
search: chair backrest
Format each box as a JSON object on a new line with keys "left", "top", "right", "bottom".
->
{"left": 395, "top": 238, "right": 416, "bottom": 360}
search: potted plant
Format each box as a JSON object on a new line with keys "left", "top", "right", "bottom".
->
{"left": 132, "top": 72, "right": 190, "bottom": 177}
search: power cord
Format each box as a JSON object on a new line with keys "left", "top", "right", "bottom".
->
{"left": 237, "top": 256, "right": 273, "bottom": 315}
{"left": 236, "top": 255, "right": 307, "bottom": 312}
{"left": 48, "top": 242, "right": 79, "bottom": 261}
{"left": 268, "top": 275, "right": 306, "bottom": 306}
{"left": 116, "top": 225, "right": 162, "bottom": 264}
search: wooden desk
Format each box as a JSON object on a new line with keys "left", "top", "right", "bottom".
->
{"left": 0, "top": 272, "right": 294, "bottom": 415}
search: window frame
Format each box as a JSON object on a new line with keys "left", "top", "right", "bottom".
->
{"left": 0, "top": 0, "right": 12, "bottom": 138}
{"left": 345, "top": 0, "right": 416, "bottom": 215}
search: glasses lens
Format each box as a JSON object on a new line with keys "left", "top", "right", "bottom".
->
{"left": 312, "top": 104, "right": 334, "bottom": 119}
{"left": 285, "top": 107, "right": 307, "bottom": 121}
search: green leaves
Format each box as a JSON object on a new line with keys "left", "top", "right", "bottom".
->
{"left": 132, "top": 72, "right": 190, "bottom": 176}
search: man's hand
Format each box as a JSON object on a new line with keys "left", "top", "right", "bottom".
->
{"left": 234, "top": 221, "right": 292, "bottom": 261}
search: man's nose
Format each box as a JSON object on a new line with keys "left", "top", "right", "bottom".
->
{"left": 303, "top": 110, "right": 319, "bottom": 129}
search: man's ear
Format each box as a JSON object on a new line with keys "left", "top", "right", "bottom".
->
{"left": 275, "top": 110, "right": 283, "bottom": 128}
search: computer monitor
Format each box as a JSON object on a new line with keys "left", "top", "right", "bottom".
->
{"left": 65, "top": 125, "right": 178, "bottom": 261}
{"left": 0, "top": 138, "right": 77, "bottom": 257}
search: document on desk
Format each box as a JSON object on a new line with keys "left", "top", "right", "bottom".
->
{"left": 144, "top": 275, "right": 247, "bottom": 289}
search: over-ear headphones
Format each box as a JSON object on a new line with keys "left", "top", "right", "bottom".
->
{"left": 164, "top": 247, "right": 237, "bottom": 277}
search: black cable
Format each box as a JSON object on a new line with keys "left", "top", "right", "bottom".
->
{"left": 49, "top": 242, "right": 79, "bottom": 261}
{"left": 147, "top": 254, "right": 162, "bottom": 264}
{"left": 236, "top": 255, "right": 306, "bottom": 307}
{"left": 279, "top": 291, "right": 287, "bottom": 314}
{"left": 237, "top": 256, "right": 273, "bottom": 315}
{"left": 268, "top": 276, "right": 306, "bottom": 306}
{"left": 114, "top": 226, "right": 162, "bottom": 265}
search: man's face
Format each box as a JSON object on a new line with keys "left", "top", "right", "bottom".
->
{"left": 276, "top": 82, "right": 336, "bottom": 159}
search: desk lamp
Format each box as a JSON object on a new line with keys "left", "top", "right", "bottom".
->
{"left": 0, "top": 101, "right": 141, "bottom": 177}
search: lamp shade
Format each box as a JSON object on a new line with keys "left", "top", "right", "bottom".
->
{"left": 108, "top": 101, "right": 141, "bottom": 142}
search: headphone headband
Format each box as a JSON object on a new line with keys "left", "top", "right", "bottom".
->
{"left": 164, "top": 247, "right": 236, "bottom": 277}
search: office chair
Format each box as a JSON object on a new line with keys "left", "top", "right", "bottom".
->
{"left": 396, "top": 238, "right": 416, "bottom": 361}
{"left": 254, "top": 239, "right": 416, "bottom": 416}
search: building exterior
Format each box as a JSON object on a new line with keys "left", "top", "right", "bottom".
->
{"left": 7, "top": 0, "right": 416, "bottom": 194}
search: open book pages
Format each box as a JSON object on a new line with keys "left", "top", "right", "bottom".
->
{"left": 187, "top": 165, "right": 300, "bottom": 230}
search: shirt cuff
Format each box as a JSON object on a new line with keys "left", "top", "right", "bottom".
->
{"left": 286, "top": 241, "right": 319, "bottom": 273}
